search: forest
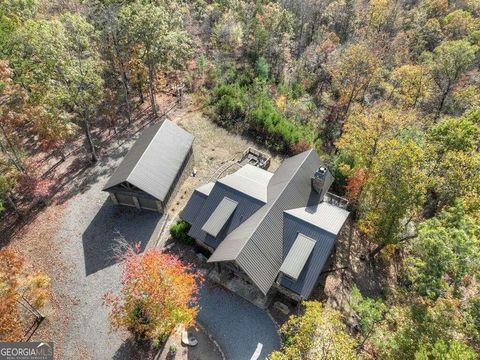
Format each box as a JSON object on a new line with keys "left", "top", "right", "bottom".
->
{"left": 0, "top": 0, "right": 479, "bottom": 358}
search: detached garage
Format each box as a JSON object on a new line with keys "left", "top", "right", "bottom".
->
{"left": 103, "top": 119, "right": 194, "bottom": 212}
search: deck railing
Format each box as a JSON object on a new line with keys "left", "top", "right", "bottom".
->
{"left": 324, "top": 192, "right": 349, "bottom": 209}
{"left": 240, "top": 147, "right": 271, "bottom": 169}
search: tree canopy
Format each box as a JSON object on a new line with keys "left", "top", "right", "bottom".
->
{"left": 103, "top": 247, "right": 201, "bottom": 347}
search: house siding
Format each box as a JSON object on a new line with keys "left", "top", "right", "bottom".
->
{"left": 181, "top": 190, "right": 208, "bottom": 224}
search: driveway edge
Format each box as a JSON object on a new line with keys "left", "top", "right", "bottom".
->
{"left": 197, "top": 322, "right": 226, "bottom": 360}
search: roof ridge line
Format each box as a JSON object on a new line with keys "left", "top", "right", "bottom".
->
{"left": 127, "top": 120, "right": 165, "bottom": 186}
{"left": 234, "top": 150, "right": 315, "bottom": 271}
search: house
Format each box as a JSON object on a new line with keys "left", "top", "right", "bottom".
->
{"left": 103, "top": 119, "right": 194, "bottom": 212}
{"left": 181, "top": 149, "right": 349, "bottom": 301}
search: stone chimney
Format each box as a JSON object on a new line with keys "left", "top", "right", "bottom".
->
{"left": 311, "top": 167, "right": 328, "bottom": 194}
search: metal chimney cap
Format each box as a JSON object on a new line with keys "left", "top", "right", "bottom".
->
{"left": 314, "top": 167, "right": 328, "bottom": 178}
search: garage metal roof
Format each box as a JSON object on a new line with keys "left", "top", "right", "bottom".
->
{"left": 280, "top": 233, "right": 316, "bottom": 280}
{"left": 201, "top": 197, "right": 238, "bottom": 237}
{"left": 103, "top": 119, "right": 194, "bottom": 202}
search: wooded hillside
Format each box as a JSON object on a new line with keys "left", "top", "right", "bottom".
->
{"left": 1, "top": 0, "right": 479, "bottom": 358}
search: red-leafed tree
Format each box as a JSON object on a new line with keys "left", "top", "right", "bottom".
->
{"left": 346, "top": 168, "right": 366, "bottom": 204}
{"left": 290, "top": 138, "right": 311, "bottom": 155}
{"left": 104, "top": 246, "right": 202, "bottom": 347}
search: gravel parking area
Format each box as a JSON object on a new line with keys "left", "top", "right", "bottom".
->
{"left": 197, "top": 283, "right": 280, "bottom": 360}
{"left": 9, "top": 98, "right": 282, "bottom": 359}
{"left": 52, "top": 145, "right": 164, "bottom": 359}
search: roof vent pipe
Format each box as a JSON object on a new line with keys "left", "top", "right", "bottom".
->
{"left": 311, "top": 167, "right": 327, "bottom": 194}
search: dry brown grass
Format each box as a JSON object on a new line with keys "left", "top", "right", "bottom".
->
{"left": 165, "top": 96, "right": 283, "bottom": 218}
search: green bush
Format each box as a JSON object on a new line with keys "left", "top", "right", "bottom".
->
{"left": 170, "top": 220, "right": 195, "bottom": 245}
{"left": 248, "top": 90, "right": 304, "bottom": 152}
{"left": 254, "top": 56, "right": 270, "bottom": 79}
{"left": 213, "top": 83, "right": 246, "bottom": 125}
{"left": 211, "top": 80, "right": 314, "bottom": 154}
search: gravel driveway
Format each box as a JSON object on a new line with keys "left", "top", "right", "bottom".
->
{"left": 16, "top": 102, "right": 282, "bottom": 358}
{"left": 197, "top": 284, "right": 281, "bottom": 360}
{"left": 50, "top": 140, "right": 165, "bottom": 359}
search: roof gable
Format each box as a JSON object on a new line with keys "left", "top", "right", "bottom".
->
{"left": 218, "top": 164, "right": 273, "bottom": 201}
{"left": 103, "top": 119, "right": 193, "bottom": 201}
{"left": 285, "top": 202, "right": 350, "bottom": 235}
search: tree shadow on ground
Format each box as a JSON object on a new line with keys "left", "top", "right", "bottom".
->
{"left": 112, "top": 337, "right": 156, "bottom": 360}
{"left": 52, "top": 146, "right": 129, "bottom": 206}
{"left": 313, "top": 218, "right": 395, "bottom": 307}
{"left": 82, "top": 200, "right": 161, "bottom": 276}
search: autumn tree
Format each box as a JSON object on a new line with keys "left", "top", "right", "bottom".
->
{"left": 119, "top": 1, "right": 191, "bottom": 117}
{"left": 389, "top": 64, "right": 432, "bottom": 109}
{"left": 10, "top": 14, "right": 101, "bottom": 161}
{"left": 328, "top": 43, "right": 381, "bottom": 129}
{"left": 89, "top": 1, "right": 134, "bottom": 124}
{"left": 0, "top": 154, "right": 19, "bottom": 214}
{"left": 103, "top": 247, "right": 201, "bottom": 347}
{"left": 348, "top": 285, "right": 387, "bottom": 351}
{"left": 443, "top": 10, "right": 478, "bottom": 40}
{"left": 0, "top": 60, "right": 28, "bottom": 172}
{"left": 405, "top": 202, "right": 480, "bottom": 300}
{"left": 336, "top": 104, "right": 419, "bottom": 171}
{"left": 60, "top": 13, "right": 104, "bottom": 162}
{"left": 358, "top": 139, "right": 426, "bottom": 258}
{"left": 269, "top": 301, "right": 358, "bottom": 360}
{"left": 0, "top": 248, "right": 50, "bottom": 341}
{"left": 248, "top": 3, "right": 294, "bottom": 80}
{"left": 425, "top": 115, "right": 480, "bottom": 212}
{"left": 212, "top": 10, "right": 244, "bottom": 54}
{"left": 374, "top": 297, "right": 476, "bottom": 359}
{"left": 424, "top": 39, "right": 477, "bottom": 118}
{"left": 296, "top": 31, "right": 340, "bottom": 98}
{"left": 9, "top": 18, "right": 74, "bottom": 153}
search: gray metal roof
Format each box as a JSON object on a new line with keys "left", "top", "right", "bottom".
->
{"left": 279, "top": 233, "right": 316, "bottom": 280}
{"left": 103, "top": 119, "right": 194, "bottom": 201}
{"left": 201, "top": 197, "right": 238, "bottom": 237}
{"left": 181, "top": 148, "right": 348, "bottom": 297}
{"left": 285, "top": 203, "right": 350, "bottom": 235}
{"left": 218, "top": 164, "right": 273, "bottom": 202}
{"left": 208, "top": 150, "right": 333, "bottom": 294}
{"left": 280, "top": 212, "right": 340, "bottom": 298}
{"left": 180, "top": 191, "right": 208, "bottom": 224}
{"left": 187, "top": 182, "right": 265, "bottom": 247}
{"left": 196, "top": 182, "right": 215, "bottom": 196}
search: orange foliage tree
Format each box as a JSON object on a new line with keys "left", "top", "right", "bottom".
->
{"left": 0, "top": 248, "right": 50, "bottom": 341}
{"left": 345, "top": 168, "right": 366, "bottom": 204}
{"left": 103, "top": 247, "right": 202, "bottom": 346}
